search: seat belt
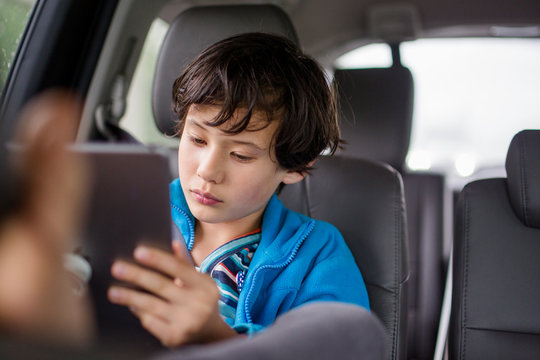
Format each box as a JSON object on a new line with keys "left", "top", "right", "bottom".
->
{"left": 434, "top": 247, "right": 453, "bottom": 360}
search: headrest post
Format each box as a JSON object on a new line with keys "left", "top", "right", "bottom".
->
{"left": 390, "top": 42, "right": 402, "bottom": 68}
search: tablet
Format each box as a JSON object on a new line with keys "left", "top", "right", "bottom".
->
{"left": 74, "top": 144, "right": 177, "bottom": 350}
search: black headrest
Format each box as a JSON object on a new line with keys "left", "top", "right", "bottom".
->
{"left": 152, "top": 4, "right": 299, "bottom": 136}
{"left": 333, "top": 67, "right": 414, "bottom": 170}
{"left": 505, "top": 130, "right": 540, "bottom": 228}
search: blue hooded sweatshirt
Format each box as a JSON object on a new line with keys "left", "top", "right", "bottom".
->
{"left": 170, "top": 178, "right": 369, "bottom": 335}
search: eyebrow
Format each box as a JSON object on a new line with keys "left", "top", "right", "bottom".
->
{"left": 188, "top": 118, "right": 207, "bottom": 131}
{"left": 187, "top": 118, "right": 266, "bottom": 152}
{"left": 230, "top": 139, "right": 265, "bottom": 152}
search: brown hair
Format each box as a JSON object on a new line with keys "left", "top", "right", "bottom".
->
{"left": 172, "top": 32, "right": 341, "bottom": 173}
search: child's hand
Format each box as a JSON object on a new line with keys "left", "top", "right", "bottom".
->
{"left": 108, "top": 242, "right": 237, "bottom": 347}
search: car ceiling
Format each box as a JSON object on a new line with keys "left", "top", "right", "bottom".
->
{"left": 157, "top": 0, "right": 540, "bottom": 63}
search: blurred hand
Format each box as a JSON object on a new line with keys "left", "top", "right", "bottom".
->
{"left": 0, "top": 90, "right": 94, "bottom": 346}
{"left": 108, "top": 241, "right": 237, "bottom": 347}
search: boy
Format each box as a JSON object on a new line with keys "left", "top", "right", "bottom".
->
{"left": 108, "top": 32, "right": 369, "bottom": 347}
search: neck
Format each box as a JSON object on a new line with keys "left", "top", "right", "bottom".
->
{"left": 190, "top": 211, "right": 263, "bottom": 266}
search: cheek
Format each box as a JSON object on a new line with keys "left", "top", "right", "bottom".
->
{"left": 178, "top": 139, "right": 196, "bottom": 179}
{"left": 233, "top": 169, "right": 283, "bottom": 203}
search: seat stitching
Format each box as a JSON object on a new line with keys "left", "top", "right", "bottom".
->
{"left": 392, "top": 170, "right": 401, "bottom": 360}
{"left": 466, "top": 326, "right": 540, "bottom": 336}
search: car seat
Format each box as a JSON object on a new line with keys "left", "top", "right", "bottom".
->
{"left": 449, "top": 130, "right": 540, "bottom": 359}
{"left": 280, "top": 156, "right": 409, "bottom": 360}
{"left": 151, "top": 5, "right": 409, "bottom": 359}
{"left": 333, "top": 61, "right": 445, "bottom": 359}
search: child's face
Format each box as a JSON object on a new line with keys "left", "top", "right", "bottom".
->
{"left": 178, "top": 104, "right": 303, "bottom": 228}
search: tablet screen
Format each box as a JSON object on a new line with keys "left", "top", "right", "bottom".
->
{"left": 75, "top": 144, "right": 174, "bottom": 349}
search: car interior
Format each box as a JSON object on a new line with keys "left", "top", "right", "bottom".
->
{"left": 1, "top": 0, "right": 540, "bottom": 359}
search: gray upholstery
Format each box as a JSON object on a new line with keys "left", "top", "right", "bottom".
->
{"left": 154, "top": 303, "right": 386, "bottom": 360}
{"left": 152, "top": 5, "right": 298, "bottom": 136}
{"left": 450, "top": 130, "right": 540, "bottom": 359}
{"left": 280, "top": 155, "right": 409, "bottom": 360}
{"left": 333, "top": 67, "right": 444, "bottom": 359}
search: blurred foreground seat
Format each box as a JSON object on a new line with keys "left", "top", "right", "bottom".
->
{"left": 155, "top": 302, "right": 386, "bottom": 360}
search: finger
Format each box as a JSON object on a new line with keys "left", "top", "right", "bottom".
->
{"left": 110, "top": 260, "right": 185, "bottom": 301}
{"left": 172, "top": 241, "right": 196, "bottom": 267}
{"left": 14, "top": 91, "right": 88, "bottom": 251}
{"left": 172, "top": 240, "right": 190, "bottom": 260}
{"left": 134, "top": 310, "right": 185, "bottom": 348}
{"left": 107, "top": 285, "right": 172, "bottom": 322}
{"left": 17, "top": 90, "right": 80, "bottom": 147}
{"left": 132, "top": 245, "right": 198, "bottom": 286}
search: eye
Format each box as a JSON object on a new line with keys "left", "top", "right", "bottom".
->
{"left": 231, "top": 152, "right": 254, "bottom": 162}
{"left": 189, "top": 136, "right": 206, "bottom": 145}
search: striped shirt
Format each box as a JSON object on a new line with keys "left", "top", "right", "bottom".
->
{"left": 198, "top": 229, "right": 261, "bottom": 326}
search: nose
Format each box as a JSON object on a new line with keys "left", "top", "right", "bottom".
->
{"left": 197, "top": 147, "right": 224, "bottom": 184}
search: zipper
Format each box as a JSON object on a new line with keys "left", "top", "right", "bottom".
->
{"left": 243, "top": 220, "right": 315, "bottom": 324}
{"left": 170, "top": 203, "right": 195, "bottom": 250}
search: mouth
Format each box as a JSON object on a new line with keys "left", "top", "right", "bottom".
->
{"left": 191, "top": 189, "right": 223, "bottom": 205}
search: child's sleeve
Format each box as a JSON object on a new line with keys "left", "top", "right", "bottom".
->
{"left": 291, "top": 223, "right": 370, "bottom": 311}
{"left": 231, "top": 323, "right": 265, "bottom": 336}
{"left": 293, "top": 252, "right": 370, "bottom": 310}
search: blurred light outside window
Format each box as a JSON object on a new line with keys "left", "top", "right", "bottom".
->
{"left": 121, "top": 18, "right": 178, "bottom": 147}
{"left": 335, "top": 39, "right": 540, "bottom": 187}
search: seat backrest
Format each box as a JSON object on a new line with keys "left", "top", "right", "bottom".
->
{"left": 450, "top": 130, "right": 540, "bottom": 359}
{"left": 280, "top": 155, "right": 409, "bottom": 360}
{"left": 333, "top": 66, "right": 445, "bottom": 359}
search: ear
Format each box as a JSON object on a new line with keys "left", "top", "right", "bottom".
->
{"left": 281, "top": 160, "right": 315, "bottom": 185}
{"left": 281, "top": 170, "right": 306, "bottom": 185}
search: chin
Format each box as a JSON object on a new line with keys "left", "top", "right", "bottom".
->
{"left": 190, "top": 207, "right": 227, "bottom": 224}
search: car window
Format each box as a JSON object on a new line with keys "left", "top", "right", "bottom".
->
{"left": 120, "top": 17, "right": 177, "bottom": 147}
{"left": 335, "top": 38, "right": 540, "bottom": 188}
{"left": 0, "top": 0, "right": 37, "bottom": 94}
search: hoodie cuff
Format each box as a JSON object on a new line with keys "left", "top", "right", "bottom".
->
{"left": 232, "top": 323, "right": 264, "bottom": 336}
